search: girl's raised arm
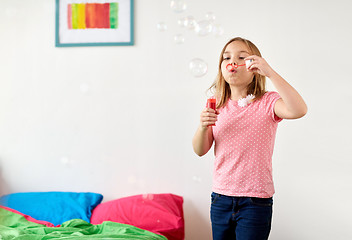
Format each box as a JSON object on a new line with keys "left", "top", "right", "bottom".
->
{"left": 245, "top": 55, "right": 308, "bottom": 119}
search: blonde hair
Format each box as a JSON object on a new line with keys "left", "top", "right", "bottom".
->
{"left": 209, "top": 37, "right": 266, "bottom": 109}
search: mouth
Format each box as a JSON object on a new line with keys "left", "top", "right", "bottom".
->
{"left": 226, "top": 65, "right": 236, "bottom": 73}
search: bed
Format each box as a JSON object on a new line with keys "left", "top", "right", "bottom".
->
{"left": 0, "top": 192, "right": 184, "bottom": 240}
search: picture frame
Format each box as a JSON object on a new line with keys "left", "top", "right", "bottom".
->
{"left": 55, "top": 0, "right": 134, "bottom": 47}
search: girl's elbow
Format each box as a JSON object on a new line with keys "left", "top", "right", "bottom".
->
{"left": 197, "top": 152, "right": 206, "bottom": 157}
{"left": 193, "top": 148, "right": 206, "bottom": 157}
{"left": 300, "top": 105, "right": 308, "bottom": 117}
{"left": 295, "top": 106, "right": 308, "bottom": 119}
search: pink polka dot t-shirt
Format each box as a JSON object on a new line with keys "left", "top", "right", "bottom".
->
{"left": 212, "top": 91, "right": 282, "bottom": 198}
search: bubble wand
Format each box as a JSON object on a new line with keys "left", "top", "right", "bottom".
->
{"left": 226, "top": 59, "right": 253, "bottom": 72}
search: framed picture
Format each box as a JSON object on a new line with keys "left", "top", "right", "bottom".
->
{"left": 55, "top": 0, "right": 134, "bottom": 47}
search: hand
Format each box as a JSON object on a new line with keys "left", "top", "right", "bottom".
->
{"left": 245, "top": 55, "right": 275, "bottom": 78}
{"left": 200, "top": 108, "right": 218, "bottom": 129}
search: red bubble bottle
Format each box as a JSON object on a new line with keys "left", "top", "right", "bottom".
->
{"left": 206, "top": 97, "right": 216, "bottom": 126}
{"left": 207, "top": 97, "right": 216, "bottom": 110}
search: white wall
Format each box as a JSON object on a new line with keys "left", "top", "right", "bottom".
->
{"left": 1, "top": 0, "right": 352, "bottom": 239}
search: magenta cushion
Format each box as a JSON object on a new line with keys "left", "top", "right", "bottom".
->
{"left": 90, "top": 193, "right": 184, "bottom": 240}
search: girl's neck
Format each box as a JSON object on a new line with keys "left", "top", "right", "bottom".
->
{"left": 230, "top": 87, "right": 248, "bottom": 101}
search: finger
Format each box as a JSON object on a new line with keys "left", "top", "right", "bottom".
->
{"left": 247, "top": 66, "right": 260, "bottom": 74}
{"left": 248, "top": 68, "right": 260, "bottom": 74}
{"left": 249, "top": 63, "right": 260, "bottom": 70}
{"left": 202, "top": 108, "right": 216, "bottom": 115}
{"left": 201, "top": 113, "right": 218, "bottom": 120}
{"left": 201, "top": 114, "right": 217, "bottom": 121}
{"left": 201, "top": 115, "right": 217, "bottom": 122}
{"left": 206, "top": 107, "right": 217, "bottom": 113}
{"left": 246, "top": 61, "right": 255, "bottom": 69}
{"left": 202, "top": 121, "right": 217, "bottom": 127}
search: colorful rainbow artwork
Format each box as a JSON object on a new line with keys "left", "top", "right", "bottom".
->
{"left": 67, "top": 3, "right": 118, "bottom": 29}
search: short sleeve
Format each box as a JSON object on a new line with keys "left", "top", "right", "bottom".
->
{"left": 264, "top": 91, "right": 283, "bottom": 123}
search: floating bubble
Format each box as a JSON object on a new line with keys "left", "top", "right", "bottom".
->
{"left": 189, "top": 58, "right": 208, "bottom": 78}
{"left": 194, "top": 20, "right": 213, "bottom": 36}
{"left": 177, "top": 17, "right": 187, "bottom": 27}
{"left": 142, "top": 194, "right": 154, "bottom": 200}
{"left": 157, "top": 22, "right": 168, "bottom": 32}
{"left": 170, "top": 0, "right": 187, "bottom": 13}
{"left": 61, "top": 157, "right": 69, "bottom": 164}
{"left": 192, "top": 176, "right": 202, "bottom": 183}
{"left": 184, "top": 16, "right": 196, "bottom": 30}
{"left": 60, "top": 157, "right": 71, "bottom": 167}
{"left": 212, "top": 24, "right": 224, "bottom": 37}
{"left": 205, "top": 12, "right": 216, "bottom": 22}
{"left": 174, "top": 34, "right": 185, "bottom": 44}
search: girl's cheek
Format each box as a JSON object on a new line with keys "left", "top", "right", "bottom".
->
{"left": 222, "top": 69, "right": 228, "bottom": 77}
{"left": 221, "top": 66, "right": 226, "bottom": 74}
{"left": 220, "top": 63, "right": 226, "bottom": 70}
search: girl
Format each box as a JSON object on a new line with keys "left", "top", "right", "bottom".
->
{"left": 192, "top": 37, "right": 307, "bottom": 240}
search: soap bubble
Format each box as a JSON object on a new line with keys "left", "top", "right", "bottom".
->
{"left": 205, "top": 12, "right": 216, "bottom": 22}
{"left": 60, "top": 157, "right": 71, "bottom": 167}
{"left": 194, "top": 20, "right": 213, "bottom": 36}
{"left": 61, "top": 157, "right": 69, "bottom": 165}
{"left": 192, "top": 176, "right": 202, "bottom": 183}
{"left": 178, "top": 17, "right": 187, "bottom": 27}
{"left": 184, "top": 16, "right": 196, "bottom": 30}
{"left": 157, "top": 22, "right": 168, "bottom": 31}
{"left": 142, "top": 194, "right": 154, "bottom": 200}
{"left": 189, "top": 58, "right": 208, "bottom": 77}
{"left": 174, "top": 34, "right": 185, "bottom": 44}
{"left": 212, "top": 24, "right": 224, "bottom": 37}
{"left": 170, "top": 0, "right": 187, "bottom": 13}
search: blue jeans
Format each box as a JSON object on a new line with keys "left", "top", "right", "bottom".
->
{"left": 210, "top": 192, "right": 273, "bottom": 240}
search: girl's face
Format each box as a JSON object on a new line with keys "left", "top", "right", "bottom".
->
{"left": 221, "top": 41, "right": 254, "bottom": 88}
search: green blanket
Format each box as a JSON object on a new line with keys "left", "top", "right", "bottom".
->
{"left": 0, "top": 208, "right": 167, "bottom": 240}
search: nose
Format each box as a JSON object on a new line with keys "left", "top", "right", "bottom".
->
{"left": 231, "top": 62, "right": 239, "bottom": 68}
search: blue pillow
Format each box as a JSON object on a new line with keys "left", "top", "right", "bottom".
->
{"left": 0, "top": 192, "right": 103, "bottom": 226}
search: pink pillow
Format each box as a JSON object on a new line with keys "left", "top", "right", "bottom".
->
{"left": 90, "top": 193, "right": 184, "bottom": 240}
